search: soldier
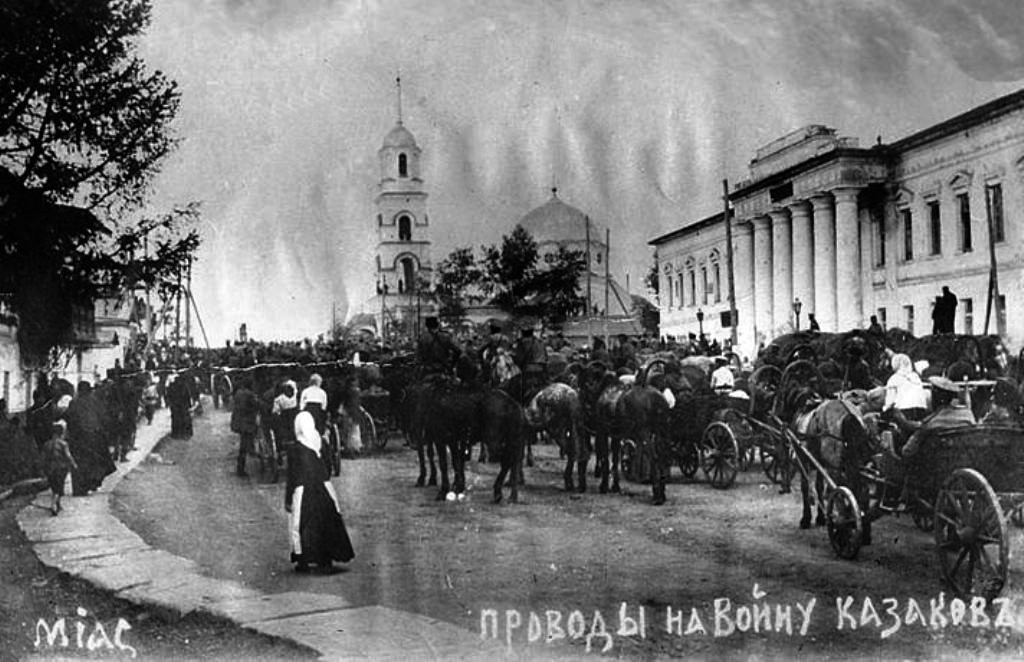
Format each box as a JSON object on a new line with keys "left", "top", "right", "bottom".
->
{"left": 479, "top": 323, "right": 512, "bottom": 386}
{"left": 417, "top": 317, "right": 462, "bottom": 379}
{"left": 514, "top": 326, "right": 548, "bottom": 396}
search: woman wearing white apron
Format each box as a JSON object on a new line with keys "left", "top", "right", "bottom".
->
{"left": 286, "top": 411, "right": 355, "bottom": 573}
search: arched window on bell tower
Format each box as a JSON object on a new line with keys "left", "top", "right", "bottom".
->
{"left": 398, "top": 215, "right": 412, "bottom": 241}
{"left": 401, "top": 257, "right": 416, "bottom": 291}
{"left": 398, "top": 153, "right": 408, "bottom": 178}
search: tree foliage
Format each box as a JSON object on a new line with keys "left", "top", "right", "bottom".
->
{"left": 480, "top": 225, "right": 539, "bottom": 311}
{"left": 645, "top": 258, "right": 659, "bottom": 296}
{"left": 436, "top": 247, "right": 482, "bottom": 324}
{"left": 0, "top": 0, "right": 181, "bottom": 216}
{"left": 531, "top": 246, "right": 586, "bottom": 324}
{"left": 0, "top": 1, "right": 199, "bottom": 363}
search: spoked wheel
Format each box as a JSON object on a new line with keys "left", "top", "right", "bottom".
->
{"left": 677, "top": 443, "right": 699, "bottom": 478}
{"left": 934, "top": 468, "right": 1009, "bottom": 601}
{"left": 359, "top": 406, "right": 383, "bottom": 450}
{"left": 326, "top": 423, "right": 342, "bottom": 476}
{"left": 717, "top": 409, "right": 754, "bottom": 471}
{"left": 255, "top": 428, "right": 279, "bottom": 483}
{"left": 700, "top": 422, "right": 739, "bottom": 489}
{"left": 827, "top": 486, "right": 864, "bottom": 560}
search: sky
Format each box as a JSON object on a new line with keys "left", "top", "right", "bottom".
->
{"left": 137, "top": 0, "right": 1024, "bottom": 342}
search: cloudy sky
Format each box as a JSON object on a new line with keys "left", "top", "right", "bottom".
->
{"left": 137, "top": 0, "right": 1024, "bottom": 342}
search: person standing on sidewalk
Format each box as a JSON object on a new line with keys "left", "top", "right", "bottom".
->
{"left": 42, "top": 420, "right": 77, "bottom": 515}
{"left": 285, "top": 411, "right": 354, "bottom": 574}
{"left": 230, "top": 378, "right": 260, "bottom": 477}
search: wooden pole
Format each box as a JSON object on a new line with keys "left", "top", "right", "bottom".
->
{"left": 723, "top": 179, "right": 738, "bottom": 348}
{"left": 604, "top": 228, "right": 610, "bottom": 345}
{"left": 983, "top": 186, "right": 1004, "bottom": 337}
{"left": 185, "top": 257, "right": 192, "bottom": 349}
{"left": 585, "top": 215, "right": 592, "bottom": 343}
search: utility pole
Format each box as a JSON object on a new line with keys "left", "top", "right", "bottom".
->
{"left": 723, "top": 179, "right": 738, "bottom": 348}
{"left": 144, "top": 235, "right": 152, "bottom": 351}
{"left": 983, "top": 187, "right": 1005, "bottom": 337}
{"left": 585, "top": 215, "right": 593, "bottom": 343}
{"left": 174, "top": 262, "right": 182, "bottom": 361}
{"left": 604, "top": 227, "right": 610, "bottom": 346}
{"left": 185, "top": 257, "right": 192, "bottom": 349}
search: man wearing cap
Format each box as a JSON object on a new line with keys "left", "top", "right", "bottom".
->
{"left": 417, "top": 317, "right": 462, "bottom": 378}
{"left": 902, "top": 376, "right": 976, "bottom": 458}
{"left": 479, "top": 323, "right": 511, "bottom": 385}
{"left": 514, "top": 326, "right": 548, "bottom": 396}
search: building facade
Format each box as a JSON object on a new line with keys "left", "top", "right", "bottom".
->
{"left": 651, "top": 89, "right": 1024, "bottom": 359}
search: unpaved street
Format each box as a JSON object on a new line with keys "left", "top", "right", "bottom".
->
{"left": 113, "top": 408, "right": 1024, "bottom": 659}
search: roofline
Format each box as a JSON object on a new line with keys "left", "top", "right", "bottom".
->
{"left": 888, "top": 87, "right": 1024, "bottom": 153}
{"left": 728, "top": 147, "right": 884, "bottom": 200}
{"left": 649, "top": 211, "right": 724, "bottom": 246}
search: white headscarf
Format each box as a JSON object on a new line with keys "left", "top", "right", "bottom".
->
{"left": 294, "top": 411, "right": 321, "bottom": 454}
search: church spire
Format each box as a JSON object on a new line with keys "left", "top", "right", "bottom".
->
{"left": 395, "top": 72, "right": 403, "bottom": 126}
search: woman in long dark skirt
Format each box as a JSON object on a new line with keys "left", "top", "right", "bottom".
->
{"left": 286, "top": 411, "right": 354, "bottom": 573}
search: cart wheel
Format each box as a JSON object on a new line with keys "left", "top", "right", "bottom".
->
{"left": 256, "top": 428, "right": 279, "bottom": 483}
{"left": 677, "top": 443, "right": 699, "bottom": 478}
{"left": 717, "top": 409, "right": 753, "bottom": 471}
{"left": 827, "top": 486, "right": 863, "bottom": 560}
{"left": 934, "top": 468, "right": 1008, "bottom": 601}
{"left": 700, "top": 422, "right": 738, "bottom": 489}
{"left": 327, "top": 423, "right": 342, "bottom": 476}
{"left": 911, "top": 506, "right": 934, "bottom": 533}
{"left": 359, "top": 406, "right": 384, "bottom": 449}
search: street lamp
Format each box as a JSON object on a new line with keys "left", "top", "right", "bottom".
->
{"left": 696, "top": 308, "right": 705, "bottom": 338}
{"left": 793, "top": 298, "right": 802, "bottom": 331}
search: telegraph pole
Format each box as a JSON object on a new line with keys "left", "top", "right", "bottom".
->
{"left": 723, "top": 179, "right": 738, "bottom": 348}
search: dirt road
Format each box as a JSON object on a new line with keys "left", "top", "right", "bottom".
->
{"left": 112, "top": 407, "right": 1024, "bottom": 659}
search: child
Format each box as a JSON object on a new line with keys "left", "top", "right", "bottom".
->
{"left": 42, "top": 421, "right": 77, "bottom": 516}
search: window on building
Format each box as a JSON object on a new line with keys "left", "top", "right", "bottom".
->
{"left": 677, "top": 277, "right": 683, "bottom": 309}
{"left": 701, "top": 267, "right": 709, "bottom": 305}
{"left": 998, "top": 294, "right": 1007, "bottom": 333}
{"left": 904, "top": 305, "right": 915, "bottom": 335}
{"left": 877, "top": 307, "right": 887, "bottom": 329}
{"left": 929, "top": 200, "right": 941, "bottom": 255}
{"left": 666, "top": 275, "right": 673, "bottom": 309}
{"left": 986, "top": 183, "right": 1005, "bottom": 244}
{"left": 377, "top": 213, "right": 383, "bottom": 226}
{"left": 874, "top": 216, "right": 886, "bottom": 267}
{"left": 398, "top": 153, "right": 408, "bottom": 177}
{"left": 901, "top": 209, "right": 913, "bottom": 261}
{"left": 713, "top": 263, "right": 722, "bottom": 303}
{"left": 398, "top": 215, "right": 411, "bottom": 241}
{"left": 963, "top": 298, "right": 973, "bottom": 335}
{"left": 958, "top": 192, "right": 972, "bottom": 252}
{"left": 595, "top": 252, "right": 602, "bottom": 265}
{"left": 2, "top": 371, "right": 8, "bottom": 408}
{"left": 401, "top": 257, "right": 416, "bottom": 292}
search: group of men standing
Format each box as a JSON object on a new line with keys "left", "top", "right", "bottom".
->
{"left": 931, "top": 286, "right": 959, "bottom": 335}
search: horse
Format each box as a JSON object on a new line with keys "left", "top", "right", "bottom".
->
{"left": 475, "top": 388, "right": 527, "bottom": 503}
{"left": 792, "top": 391, "right": 879, "bottom": 543}
{"left": 523, "top": 382, "right": 588, "bottom": 493}
{"left": 616, "top": 379, "right": 672, "bottom": 504}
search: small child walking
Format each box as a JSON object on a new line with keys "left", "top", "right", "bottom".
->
{"left": 42, "top": 420, "right": 77, "bottom": 516}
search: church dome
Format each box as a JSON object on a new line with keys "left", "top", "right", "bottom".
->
{"left": 519, "top": 190, "right": 605, "bottom": 246}
{"left": 382, "top": 123, "right": 418, "bottom": 149}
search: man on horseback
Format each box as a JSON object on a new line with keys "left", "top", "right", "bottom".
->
{"left": 480, "top": 323, "right": 515, "bottom": 386}
{"left": 514, "top": 325, "right": 548, "bottom": 398}
{"left": 417, "top": 316, "right": 462, "bottom": 381}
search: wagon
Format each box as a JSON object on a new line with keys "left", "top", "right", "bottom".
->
{"left": 790, "top": 409, "right": 1024, "bottom": 600}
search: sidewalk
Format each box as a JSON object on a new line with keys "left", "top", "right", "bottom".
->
{"left": 17, "top": 404, "right": 507, "bottom": 661}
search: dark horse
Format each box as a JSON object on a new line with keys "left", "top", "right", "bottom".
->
{"left": 475, "top": 388, "right": 527, "bottom": 503}
{"left": 578, "top": 362, "right": 628, "bottom": 494}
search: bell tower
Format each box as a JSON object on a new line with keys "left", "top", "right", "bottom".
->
{"left": 373, "top": 76, "right": 434, "bottom": 333}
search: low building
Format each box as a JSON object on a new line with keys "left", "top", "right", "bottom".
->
{"left": 651, "top": 88, "right": 1024, "bottom": 359}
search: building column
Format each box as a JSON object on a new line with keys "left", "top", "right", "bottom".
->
{"left": 751, "top": 215, "right": 773, "bottom": 345}
{"left": 789, "top": 200, "right": 814, "bottom": 331}
{"left": 810, "top": 194, "right": 837, "bottom": 332}
{"left": 732, "top": 220, "right": 755, "bottom": 356}
{"left": 769, "top": 208, "right": 792, "bottom": 335}
{"left": 833, "top": 187, "right": 863, "bottom": 331}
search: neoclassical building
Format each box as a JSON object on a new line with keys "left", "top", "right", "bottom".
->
{"left": 651, "top": 88, "right": 1024, "bottom": 358}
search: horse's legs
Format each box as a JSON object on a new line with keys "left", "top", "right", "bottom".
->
{"left": 799, "top": 470, "right": 813, "bottom": 529}
{"left": 434, "top": 438, "right": 450, "bottom": 500}
{"left": 427, "top": 438, "right": 437, "bottom": 486}
{"left": 561, "top": 428, "right": 575, "bottom": 492}
{"left": 611, "top": 435, "right": 622, "bottom": 493}
{"left": 596, "top": 429, "right": 610, "bottom": 494}
{"left": 415, "top": 443, "right": 426, "bottom": 487}
{"left": 453, "top": 437, "right": 467, "bottom": 496}
{"left": 815, "top": 473, "right": 827, "bottom": 526}
{"left": 526, "top": 434, "right": 535, "bottom": 467}
{"left": 649, "top": 434, "right": 667, "bottom": 505}
{"left": 575, "top": 426, "right": 588, "bottom": 494}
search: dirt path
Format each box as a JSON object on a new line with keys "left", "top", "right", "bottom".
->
{"left": 112, "top": 407, "right": 1024, "bottom": 659}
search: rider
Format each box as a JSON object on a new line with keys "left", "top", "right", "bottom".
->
{"left": 479, "top": 323, "right": 511, "bottom": 384}
{"left": 514, "top": 325, "right": 548, "bottom": 396}
{"left": 881, "top": 353, "right": 928, "bottom": 450}
{"left": 417, "top": 316, "right": 462, "bottom": 380}
{"left": 901, "top": 376, "right": 976, "bottom": 459}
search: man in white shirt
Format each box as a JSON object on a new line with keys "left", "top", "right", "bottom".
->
{"left": 709, "top": 358, "right": 735, "bottom": 394}
{"left": 299, "top": 374, "right": 329, "bottom": 433}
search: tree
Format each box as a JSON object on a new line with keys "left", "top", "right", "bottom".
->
{"left": 631, "top": 294, "right": 660, "bottom": 336}
{"left": 645, "top": 258, "right": 659, "bottom": 297}
{"left": 0, "top": 0, "right": 181, "bottom": 216}
{"left": 436, "top": 247, "right": 482, "bottom": 325}
{"left": 480, "top": 225, "right": 538, "bottom": 312}
{"left": 531, "top": 246, "right": 586, "bottom": 325}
